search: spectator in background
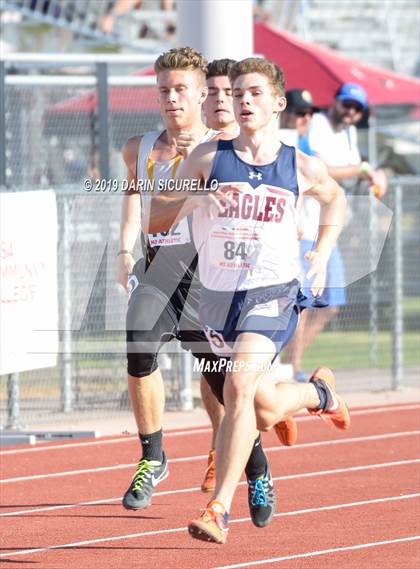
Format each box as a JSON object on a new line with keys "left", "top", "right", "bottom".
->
{"left": 281, "top": 88, "right": 317, "bottom": 155}
{"left": 281, "top": 89, "right": 341, "bottom": 382}
{"left": 308, "top": 83, "right": 387, "bottom": 196}
{"left": 63, "top": 148, "right": 86, "bottom": 183}
{"left": 283, "top": 83, "right": 387, "bottom": 381}
{"left": 253, "top": 0, "right": 270, "bottom": 22}
{"left": 100, "top": 0, "right": 175, "bottom": 38}
{"left": 100, "top": 1, "right": 139, "bottom": 35}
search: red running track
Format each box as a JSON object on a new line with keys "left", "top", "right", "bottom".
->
{"left": 0, "top": 403, "right": 419, "bottom": 569}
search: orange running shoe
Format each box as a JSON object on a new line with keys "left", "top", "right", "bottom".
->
{"left": 188, "top": 500, "right": 229, "bottom": 544}
{"left": 307, "top": 366, "right": 351, "bottom": 430}
{"left": 201, "top": 449, "right": 216, "bottom": 493}
{"left": 274, "top": 417, "right": 298, "bottom": 446}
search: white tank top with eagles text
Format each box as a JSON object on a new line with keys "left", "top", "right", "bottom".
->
{"left": 192, "top": 140, "right": 300, "bottom": 292}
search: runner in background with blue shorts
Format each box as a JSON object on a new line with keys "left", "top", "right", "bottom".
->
{"left": 282, "top": 84, "right": 386, "bottom": 381}
{"left": 280, "top": 88, "right": 346, "bottom": 381}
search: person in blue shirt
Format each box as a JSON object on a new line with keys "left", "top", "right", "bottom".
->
{"left": 281, "top": 88, "right": 343, "bottom": 383}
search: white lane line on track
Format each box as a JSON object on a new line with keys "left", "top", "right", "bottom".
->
{"left": 0, "top": 493, "right": 418, "bottom": 559}
{"left": 1, "top": 429, "right": 419, "bottom": 484}
{"left": 2, "top": 403, "right": 418, "bottom": 456}
{"left": 211, "top": 535, "right": 420, "bottom": 569}
{"left": 0, "top": 427, "right": 213, "bottom": 455}
{"left": 1, "top": 458, "right": 419, "bottom": 518}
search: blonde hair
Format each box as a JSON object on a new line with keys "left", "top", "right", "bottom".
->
{"left": 229, "top": 57, "right": 286, "bottom": 96}
{"left": 154, "top": 47, "right": 208, "bottom": 84}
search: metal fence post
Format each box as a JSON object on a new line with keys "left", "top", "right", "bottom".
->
{"left": 0, "top": 61, "right": 6, "bottom": 187}
{"left": 96, "top": 63, "right": 110, "bottom": 180}
{"left": 392, "top": 183, "right": 403, "bottom": 389}
{"left": 6, "top": 373, "right": 21, "bottom": 429}
{"left": 61, "top": 195, "right": 73, "bottom": 412}
{"left": 368, "top": 194, "right": 379, "bottom": 364}
{"left": 368, "top": 117, "right": 378, "bottom": 364}
{"left": 180, "top": 351, "right": 194, "bottom": 411}
{"left": 3, "top": 63, "right": 20, "bottom": 428}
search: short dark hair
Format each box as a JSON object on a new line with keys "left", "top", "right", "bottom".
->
{"left": 206, "top": 58, "right": 236, "bottom": 80}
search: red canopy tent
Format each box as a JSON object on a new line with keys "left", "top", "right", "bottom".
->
{"left": 48, "top": 22, "right": 420, "bottom": 117}
{"left": 255, "top": 22, "right": 420, "bottom": 108}
{"left": 50, "top": 85, "right": 158, "bottom": 113}
{"left": 50, "top": 65, "right": 158, "bottom": 114}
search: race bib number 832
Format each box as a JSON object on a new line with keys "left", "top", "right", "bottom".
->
{"left": 148, "top": 218, "right": 191, "bottom": 247}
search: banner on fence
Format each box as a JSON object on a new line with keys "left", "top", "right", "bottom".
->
{"left": 0, "top": 190, "right": 58, "bottom": 374}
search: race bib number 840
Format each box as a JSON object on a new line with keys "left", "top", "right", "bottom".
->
{"left": 210, "top": 226, "right": 262, "bottom": 271}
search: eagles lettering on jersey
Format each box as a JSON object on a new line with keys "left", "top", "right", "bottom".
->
{"left": 192, "top": 139, "right": 300, "bottom": 292}
{"left": 217, "top": 186, "right": 286, "bottom": 224}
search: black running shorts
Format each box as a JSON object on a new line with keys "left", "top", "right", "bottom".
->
{"left": 126, "top": 275, "right": 225, "bottom": 403}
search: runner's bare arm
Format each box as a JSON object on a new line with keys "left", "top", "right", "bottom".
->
{"left": 147, "top": 131, "right": 234, "bottom": 230}
{"left": 177, "top": 140, "right": 215, "bottom": 186}
{"left": 148, "top": 140, "right": 219, "bottom": 232}
{"left": 297, "top": 151, "right": 346, "bottom": 294}
{"left": 118, "top": 136, "right": 141, "bottom": 291}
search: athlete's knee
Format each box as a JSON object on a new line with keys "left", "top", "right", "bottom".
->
{"left": 223, "top": 371, "right": 255, "bottom": 408}
{"left": 127, "top": 340, "right": 159, "bottom": 378}
{"left": 254, "top": 389, "right": 283, "bottom": 431}
{"left": 127, "top": 362, "right": 159, "bottom": 379}
{"left": 255, "top": 413, "right": 276, "bottom": 432}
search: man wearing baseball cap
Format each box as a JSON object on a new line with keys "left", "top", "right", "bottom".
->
{"left": 308, "top": 82, "right": 386, "bottom": 193}
{"left": 335, "top": 82, "right": 368, "bottom": 110}
{"left": 285, "top": 88, "right": 318, "bottom": 117}
{"left": 283, "top": 82, "right": 386, "bottom": 382}
{"left": 281, "top": 89, "right": 318, "bottom": 156}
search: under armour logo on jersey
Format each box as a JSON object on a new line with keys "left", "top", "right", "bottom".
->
{"left": 249, "top": 171, "right": 262, "bottom": 180}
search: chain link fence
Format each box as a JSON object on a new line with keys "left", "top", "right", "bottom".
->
{"left": 0, "top": 58, "right": 419, "bottom": 429}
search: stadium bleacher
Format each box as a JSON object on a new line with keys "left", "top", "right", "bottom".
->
{"left": 1, "top": 1, "right": 418, "bottom": 77}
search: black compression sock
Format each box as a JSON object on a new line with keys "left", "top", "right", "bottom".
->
{"left": 245, "top": 434, "right": 267, "bottom": 480}
{"left": 309, "top": 379, "right": 328, "bottom": 411}
{"left": 139, "top": 429, "right": 163, "bottom": 462}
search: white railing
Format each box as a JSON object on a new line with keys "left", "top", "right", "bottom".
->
{"left": 5, "top": 74, "right": 156, "bottom": 86}
{"left": 0, "top": 52, "right": 159, "bottom": 64}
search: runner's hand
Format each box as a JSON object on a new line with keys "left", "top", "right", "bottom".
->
{"left": 305, "top": 250, "right": 328, "bottom": 297}
{"left": 175, "top": 131, "right": 200, "bottom": 159}
{"left": 202, "top": 183, "right": 244, "bottom": 219}
{"left": 116, "top": 253, "right": 135, "bottom": 292}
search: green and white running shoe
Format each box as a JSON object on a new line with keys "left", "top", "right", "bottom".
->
{"left": 122, "top": 453, "right": 169, "bottom": 510}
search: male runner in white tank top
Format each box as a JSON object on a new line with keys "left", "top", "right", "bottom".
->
{"left": 117, "top": 49, "right": 285, "bottom": 528}
{"left": 199, "top": 59, "right": 298, "bottom": 498}
{"left": 117, "top": 47, "right": 221, "bottom": 513}
{"left": 175, "top": 58, "right": 350, "bottom": 544}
